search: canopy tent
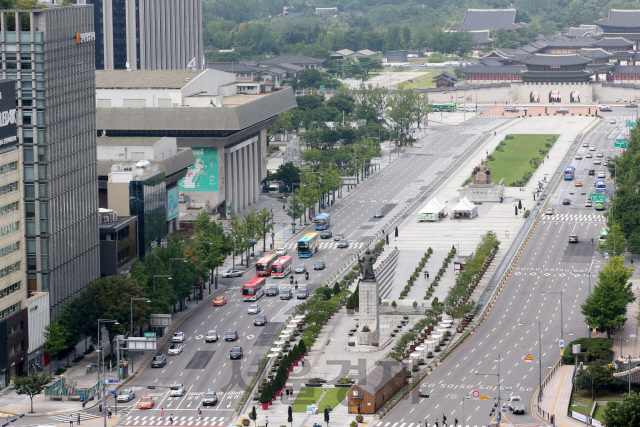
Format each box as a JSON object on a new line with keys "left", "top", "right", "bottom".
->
{"left": 418, "top": 197, "right": 448, "bottom": 222}
{"left": 452, "top": 197, "right": 478, "bottom": 218}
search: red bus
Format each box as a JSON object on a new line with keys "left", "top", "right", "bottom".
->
{"left": 271, "top": 256, "right": 292, "bottom": 278}
{"left": 256, "top": 254, "right": 279, "bottom": 276}
{"left": 242, "top": 277, "right": 266, "bottom": 301}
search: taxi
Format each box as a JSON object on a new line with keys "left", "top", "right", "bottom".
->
{"left": 213, "top": 296, "right": 227, "bottom": 306}
{"left": 574, "top": 180, "right": 582, "bottom": 187}
{"left": 138, "top": 396, "right": 154, "bottom": 409}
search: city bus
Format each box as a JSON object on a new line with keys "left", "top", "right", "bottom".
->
{"left": 314, "top": 214, "right": 331, "bottom": 231}
{"left": 256, "top": 253, "right": 279, "bottom": 277}
{"left": 297, "top": 232, "right": 319, "bottom": 258}
{"left": 242, "top": 277, "right": 266, "bottom": 301}
{"left": 595, "top": 179, "right": 606, "bottom": 194}
{"left": 271, "top": 256, "right": 292, "bottom": 278}
{"left": 595, "top": 200, "right": 605, "bottom": 211}
{"left": 563, "top": 165, "right": 575, "bottom": 180}
{"left": 431, "top": 103, "right": 456, "bottom": 112}
{"left": 598, "top": 227, "right": 610, "bottom": 246}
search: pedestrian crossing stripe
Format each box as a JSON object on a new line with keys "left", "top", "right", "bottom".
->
{"left": 49, "top": 413, "right": 103, "bottom": 421}
{"left": 280, "top": 241, "right": 366, "bottom": 249}
{"left": 541, "top": 214, "right": 602, "bottom": 221}
{"left": 379, "top": 423, "right": 487, "bottom": 427}
{"left": 120, "top": 416, "right": 226, "bottom": 426}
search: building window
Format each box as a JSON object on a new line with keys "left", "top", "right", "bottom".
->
{"left": 0, "top": 241, "right": 20, "bottom": 259}
{"left": 0, "top": 261, "right": 21, "bottom": 278}
{"left": 8, "top": 341, "right": 23, "bottom": 357}
{"left": 8, "top": 321, "right": 22, "bottom": 335}
{"left": 0, "top": 281, "right": 20, "bottom": 300}
{"left": 0, "top": 181, "right": 19, "bottom": 195}
{"left": 0, "top": 161, "right": 18, "bottom": 175}
{"left": 0, "top": 201, "right": 19, "bottom": 217}
{"left": 0, "top": 302, "right": 20, "bottom": 319}
{"left": 0, "top": 221, "right": 20, "bottom": 237}
{"left": 117, "top": 226, "right": 129, "bottom": 241}
{"left": 117, "top": 247, "right": 130, "bottom": 264}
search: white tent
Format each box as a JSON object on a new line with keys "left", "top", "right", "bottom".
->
{"left": 418, "top": 197, "right": 448, "bottom": 222}
{"left": 452, "top": 197, "right": 478, "bottom": 218}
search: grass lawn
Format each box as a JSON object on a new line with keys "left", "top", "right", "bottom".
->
{"left": 395, "top": 71, "right": 437, "bottom": 89}
{"left": 487, "top": 134, "right": 558, "bottom": 187}
{"left": 291, "top": 388, "right": 348, "bottom": 412}
{"left": 570, "top": 389, "right": 622, "bottom": 422}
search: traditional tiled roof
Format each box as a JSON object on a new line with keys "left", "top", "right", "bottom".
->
{"left": 611, "top": 65, "right": 640, "bottom": 74}
{"left": 205, "top": 62, "right": 261, "bottom": 73}
{"left": 470, "top": 30, "right": 493, "bottom": 45}
{"left": 479, "top": 58, "right": 504, "bottom": 66}
{"left": 632, "top": 52, "right": 640, "bottom": 61}
{"left": 451, "top": 8, "right": 523, "bottom": 32}
{"left": 431, "top": 71, "right": 459, "bottom": 82}
{"left": 257, "top": 53, "right": 325, "bottom": 65}
{"left": 591, "top": 37, "right": 634, "bottom": 48}
{"left": 577, "top": 48, "right": 612, "bottom": 59}
{"left": 596, "top": 9, "right": 640, "bottom": 30}
{"left": 518, "top": 70, "right": 592, "bottom": 78}
{"left": 519, "top": 54, "right": 591, "bottom": 67}
{"left": 463, "top": 65, "right": 526, "bottom": 74}
{"left": 611, "top": 51, "right": 634, "bottom": 59}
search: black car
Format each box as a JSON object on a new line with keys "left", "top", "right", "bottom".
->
{"left": 254, "top": 315, "right": 268, "bottom": 326}
{"left": 374, "top": 211, "right": 384, "bottom": 218}
{"left": 600, "top": 107, "right": 612, "bottom": 112}
{"left": 297, "top": 289, "right": 308, "bottom": 299}
{"left": 151, "top": 354, "right": 166, "bottom": 368}
{"left": 504, "top": 107, "right": 518, "bottom": 112}
{"left": 314, "top": 261, "right": 325, "bottom": 270}
{"left": 230, "top": 346, "right": 243, "bottom": 359}
{"left": 280, "top": 289, "right": 293, "bottom": 300}
{"left": 320, "top": 230, "right": 332, "bottom": 239}
{"left": 562, "top": 199, "right": 571, "bottom": 205}
{"left": 266, "top": 286, "right": 279, "bottom": 296}
{"left": 225, "top": 330, "right": 238, "bottom": 341}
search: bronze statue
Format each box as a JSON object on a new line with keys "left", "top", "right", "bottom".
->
{"left": 359, "top": 249, "right": 377, "bottom": 281}
{"left": 472, "top": 160, "right": 492, "bottom": 185}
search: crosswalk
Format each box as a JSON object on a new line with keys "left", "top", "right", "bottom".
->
{"left": 279, "top": 241, "right": 367, "bottom": 250}
{"left": 49, "top": 413, "right": 103, "bottom": 422}
{"left": 374, "top": 422, "right": 489, "bottom": 427}
{"left": 541, "top": 213, "right": 603, "bottom": 222}
{"left": 120, "top": 415, "right": 227, "bottom": 426}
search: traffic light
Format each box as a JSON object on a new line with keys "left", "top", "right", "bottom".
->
{"left": 324, "top": 408, "right": 330, "bottom": 423}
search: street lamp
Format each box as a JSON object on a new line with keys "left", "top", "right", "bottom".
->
{"left": 519, "top": 321, "right": 543, "bottom": 398}
{"left": 542, "top": 290, "right": 564, "bottom": 343}
{"left": 152, "top": 275, "right": 172, "bottom": 291}
{"left": 476, "top": 353, "right": 501, "bottom": 412}
{"left": 97, "top": 318, "right": 118, "bottom": 427}
{"left": 367, "top": 137, "right": 379, "bottom": 174}
{"left": 130, "top": 297, "right": 150, "bottom": 337}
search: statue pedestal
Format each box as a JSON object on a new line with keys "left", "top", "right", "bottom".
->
{"left": 357, "top": 279, "right": 379, "bottom": 347}
{"left": 460, "top": 183, "right": 504, "bottom": 203}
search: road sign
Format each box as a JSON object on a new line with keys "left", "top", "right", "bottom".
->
{"left": 590, "top": 195, "right": 605, "bottom": 202}
{"left": 605, "top": 253, "right": 609, "bottom": 259}
{"left": 144, "top": 332, "right": 156, "bottom": 338}
{"left": 479, "top": 396, "right": 490, "bottom": 400}
{"left": 109, "top": 391, "right": 117, "bottom": 395}
{"left": 559, "top": 339, "right": 564, "bottom": 348}
{"left": 525, "top": 354, "right": 533, "bottom": 362}
{"left": 107, "top": 379, "right": 119, "bottom": 383}
{"left": 249, "top": 239, "right": 257, "bottom": 243}
{"left": 615, "top": 139, "right": 628, "bottom": 147}
{"left": 472, "top": 390, "right": 480, "bottom": 398}
{"left": 606, "top": 178, "right": 612, "bottom": 183}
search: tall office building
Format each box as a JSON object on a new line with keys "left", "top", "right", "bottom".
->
{"left": 0, "top": 6, "right": 100, "bottom": 318}
{"left": 87, "top": 0, "right": 203, "bottom": 70}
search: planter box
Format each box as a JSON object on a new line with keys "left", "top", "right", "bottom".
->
{"left": 305, "top": 382, "right": 323, "bottom": 387}
{"left": 334, "top": 383, "right": 352, "bottom": 388}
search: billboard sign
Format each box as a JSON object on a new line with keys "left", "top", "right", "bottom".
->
{"left": 0, "top": 81, "right": 17, "bottom": 153}
{"left": 179, "top": 147, "right": 219, "bottom": 191}
{"left": 167, "top": 187, "right": 179, "bottom": 220}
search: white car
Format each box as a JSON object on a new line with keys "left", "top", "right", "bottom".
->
{"left": 247, "top": 304, "right": 260, "bottom": 314}
{"left": 169, "top": 384, "right": 185, "bottom": 397}
{"left": 583, "top": 142, "right": 589, "bottom": 147}
{"left": 275, "top": 248, "right": 287, "bottom": 256}
{"left": 545, "top": 208, "right": 554, "bottom": 215}
{"left": 598, "top": 172, "right": 605, "bottom": 178}
{"left": 117, "top": 388, "right": 135, "bottom": 402}
{"left": 172, "top": 332, "right": 185, "bottom": 343}
{"left": 221, "top": 269, "right": 242, "bottom": 278}
{"left": 596, "top": 152, "right": 603, "bottom": 157}
{"left": 168, "top": 344, "right": 183, "bottom": 355}
{"left": 589, "top": 146, "right": 596, "bottom": 151}
{"left": 508, "top": 396, "right": 526, "bottom": 414}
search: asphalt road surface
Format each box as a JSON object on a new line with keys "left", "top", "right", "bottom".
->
{"left": 379, "top": 119, "right": 615, "bottom": 427}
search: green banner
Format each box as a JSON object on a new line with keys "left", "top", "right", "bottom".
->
{"left": 590, "top": 195, "right": 606, "bottom": 202}
{"left": 167, "top": 187, "right": 179, "bottom": 220}
{"left": 179, "top": 147, "right": 219, "bottom": 191}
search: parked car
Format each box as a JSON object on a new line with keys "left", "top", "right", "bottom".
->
{"left": 320, "top": 230, "right": 333, "bottom": 239}
{"left": 151, "top": 354, "right": 166, "bottom": 368}
{"left": 213, "top": 296, "right": 227, "bottom": 306}
{"left": 280, "top": 289, "right": 293, "bottom": 300}
{"left": 556, "top": 108, "right": 569, "bottom": 114}
{"left": 202, "top": 391, "right": 217, "bottom": 406}
{"left": 169, "top": 384, "right": 185, "bottom": 397}
{"left": 247, "top": 304, "right": 260, "bottom": 314}
{"left": 275, "top": 248, "right": 287, "bottom": 256}
{"left": 225, "top": 330, "right": 238, "bottom": 341}
{"left": 314, "top": 261, "right": 326, "bottom": 270}
{"left": 117, "top": 389, "right": 135, "bottom": 403}
{"left": 266, "top": 286, "right": 279, "bottom": 296}
{"left": 172, "top": 332, "right": 185, "bottom": 343}
{"left": 334, "top": 233, "right": 344, "bottom": 241}
{"left": 221, "top": 269, "right": 242, "bottom": 278}
{"left": 205, "top": 330, "right": 218, "bottom": 342}
{"left": 254, "top": 315, "right": 267, "bottom": 326}
{"left": 337, "top": 239, "right": 349, "bottom": 248}
{"left": 297, "top": 288, "right": 308, "bottom": 299}
{"left": 230, "top": 346, "right": 243, "bottom": 360}
{"left": 138, "top": 396, "right": 154, "bottom": 409}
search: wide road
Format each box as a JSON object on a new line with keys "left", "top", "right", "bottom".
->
{"left": 379, "top": 118, "right": 616, "bottom": 427}
{"left": 101, "top": 118, "right": 506, "bottom": 427}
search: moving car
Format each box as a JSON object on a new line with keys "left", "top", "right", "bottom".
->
{"left": 295, "top": 264, "right": 307, "bottom": 274}
{"left": 508, "top": 396, "right": 526, "bottom": 414}
{"left": 598, "top": 172, "right": 605, "bottom": 178}
{"left": 169, "top": 384, "right": 185, "bottom": 397}
{"left": 168, "top": 344, "right": 183, "bottom": 355}
{"left": 213, "top": 296, "right": 227, "bottom": 306}
{"left": 280, "top": 289, "right": 293, "bottom": 300}
{"left": 594, "top": 159, "right": 601, "bottom": 165}
{"left": 588, "top": 169, "right": 595, "bottom": 175}
{"left": 205, "top": 330, "right": 218, "bottom": 342}
{"left": 334, "top": 233, "right": 344, "bottom": 241}
{"left": 545, "top": 208, "right": 554, "bottom": 215}
{"left": 151, "top": 354, "right": 166, "bottom": 368}
{"left": 569, "top": 235, "right": 579, "bottom": 243}
{"left": 275, "top": 248, "right": 287, "bottom": 256}
{"left": 314, "top": 261, "right": 325, "bottom": 270}
{"left": 625, "top": 103, "right": 638, "bottom": 108}
{"left": 221, "top": 269, "right": 242, "bottom": 278}
{"left": 202, "top": 391, "right": 218, "bottom": 406}
{"left": 610, "top": 118, "right": 616, "bottom": 123}
{"left": 320, "top": 230, "right": 332, "bottom": 239}
{"left": 562, "top": 199, "right": 571, "bottom": 205}
{"left": 254, "top": 315, "right": 267, "bottom": 326}
{"left": 337, "top": 239, "right": 349, "bottom": 248}
{"left": 374, "top": 211, "right": 384, "bottom": 218}
{"left": 225, "top": 330, "right": 238, "bottom": 341}
{"left": 230, "top": 346, "right": 243, "bottom": 359}
{"left": 117, "top": 389, "right": 135, "bottom": 403}
{"left": 596, "top": 152, "right": 603, "bottom": 157}
{"left": 556, "top": 108, "right": 569, "bottom": 114}
{"left": 600, "top": 104, "right": 610, "bottom": 109}
{"left": 172, "top": 332, "right": 185, "bottom": 343}
{"left": 266, "top": 286, "right": 279, "bottom": 296}
{"left": 505, "top": 107, "right": 519, "bottom": 112}
{"left": 589, "top": 146, "right": 596, "bottom": 151}
{"left": 247, "top": 304, "right": 260, "bottom": 314}
{"left": 575, "top": 154, "right": 582, "bottom": 160}
{"left": 586, "top": 153, "right": 592, "bottom": 158}
{"left": 297, "top": 288, "right": 308, "bottom": 299}
{"left": 601, "top": 107, "right": 612, "bottom": 112}
{"left": 585, "top": 201, "right": 593, "bottom": 207}
{"left": 138, "top": 396, "right": 154, "bottom": 409}
{"left": 575, "top": 181, "right": 582, "bottom": 187}
{"left": 583, "top": 142, "right": 589, "bottom": 147}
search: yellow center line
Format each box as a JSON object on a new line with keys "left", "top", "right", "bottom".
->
{"left": 550, "top": 366, "right": 568, "bottom": 415}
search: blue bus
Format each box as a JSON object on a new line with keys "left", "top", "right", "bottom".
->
{"left": 297, "top": 232, "right": 319, "bottom": 258}
{"left": 563, "top": 165, "right": 575, "bottom": 180}
{"left": 595, "top": 179, "right": 606, "bottom": 194}
{"left": 314, "top": 214, "right": 331, "bottom": 230}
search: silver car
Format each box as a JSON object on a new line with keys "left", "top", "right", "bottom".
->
{"left": 169, "top": 383, "right": 185, "bottom": 397}
{"left": 221, "top": 269, "right": 242, "bottom": 278}
{"left": 168, "top": 344, "right": 183, "bottom": 355}
{"left": 117, "top": 388, "right": 135, "bottom": 402}
{"left": 172, "top": 332, "right": 185, "bottom": 342}
{"left": 247, "top": 304, "right": 260, "bottom": 314}
{"left": 205, "top": 330, "right": 218, "bottom": 342}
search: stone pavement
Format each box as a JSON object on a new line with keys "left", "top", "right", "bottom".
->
{"left": 537, "top": 365, "right": 587, "bottom": 427}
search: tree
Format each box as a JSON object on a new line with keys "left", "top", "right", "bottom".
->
{"left": 574, "top": 359, "right": 614, "bottom": 394}
{"left": 597, "top": 222, "right": 627, "bottom": 258}
{"left": 603, "top": 392, "right": 640, "bottom": 427}
{"left": 332, "top": 282, "right": 341, "bottom": 295}
{"left": 297, "top": 69, "right": 323, "bottom": 89}
{"left": 254, "top": 207, "right": 274, "bottom": 252}
{"left": 267, "top": 110, "right": 296, "bottom": 142}
{"left": 581, "top": 256, "right": 635, "bottom": 339}
{"left": 13, "top": 372, "right": 49, "bottom": 413}
{"left": 42, "top": 321, "right": 68, "bottom": 377}
{"left": 298, "top": 339, "right": 307, "bottom": 356}
{"left": 274, "top": 162, "right": 301, "bottom": 192}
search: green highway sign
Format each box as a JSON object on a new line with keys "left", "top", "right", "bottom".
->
{"left": 626, "top": 120, "right": 637, "bottom": 127}
{"left": 144, "top": 332, "right": 156, "bottom": 338}
{"left": 615, "top": 139, "right": 628, "bottom": 147}
{"left": 590, "top": 195, "right": 606, "bottom": 202}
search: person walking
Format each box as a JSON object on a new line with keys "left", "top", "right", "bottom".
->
{"left": 424, "top": 417, "right": 428, "bottom": 427}
{"left": 198, "top": 408, "right": 202, "bottom": 420}
{"left": 265, "top": 416, "right": 269, "bottom": 427}
{"left": 301, "top": 359, "right": 305, "bottom": 367}
{"left": 454, "top": 417, "right": 458, "bottom": 426}
{"left": 77, "top": 413, "right": 81, "bottom": 425}
{"left": 160, "top": 408, "right": 164, "bottom": 420}
{"left": 69, "top": 415, "right": 73, "bottom": 427}
{"left": 108, "top": 406, "right": 112, "bottom": 419}
{"left": 169, "top": 414, "right": 174, "bottom": 425}
{"left": 82, "top": 401, "right": 86, "bottom": 413}
{"left": 442, "top": 414, "right": 447, "bottom": 427}
{"left": 434, "top": 421, "right": 439, "bottom": 427}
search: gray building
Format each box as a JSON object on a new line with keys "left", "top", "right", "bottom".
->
{"left": 87, "top": 0, "right": 203, "bottom": 70}
{"left": 0, "top": 6, "right": 100, "bottom": 318}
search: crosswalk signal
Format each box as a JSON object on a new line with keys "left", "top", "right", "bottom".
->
{"left": 324, "top": 408, "right": 330, "bottom": 423}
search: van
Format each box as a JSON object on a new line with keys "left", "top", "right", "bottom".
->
{"left": 170, "top": 384, "right": 185, "bottom": 397}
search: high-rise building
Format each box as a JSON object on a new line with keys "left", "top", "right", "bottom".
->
{"left": 87, "top": 0, "right": 203, "bottom": 70}
{"left": 0, "top": 6, "right": 100, "bottom": 318}
{"left": 0, "top": 80, "right": 28, "bottom": 389}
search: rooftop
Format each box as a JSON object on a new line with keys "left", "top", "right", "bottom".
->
{"left": 596, "top": 9, "right": 640, "bottom": 29}
{"left": 520, "top": 54, "right": 591, "bottom": 67}
{"left": 611, "top": 65, "right": 640, "bottom": 74}
{"left": 577, "top": 48, "right": 612, "bottom": 59}
{"left": 96, "top": 70, "right": 206, "bottom": 89}
{"left": 471, "top": 30, "right": 493, "bottom": 45}
{"left": 97, "top": 136, "right": 163, "bottom": 147}
{"left": 463, "top": 65, "right": 527, "bottom": 74}
{"left": 205, "top": 62, "right": 261, "bottom": 73}
{"left": 451, "top": 8, "right": 523, "bottom": 32}
{"left": 591, "top": 37, "right": 634, "bottom": 47}
{"left": 355, "top": 358, "right": 404, "bottom": 395}
{"left": 257, "top": 53, "right": 326, "bottom": 65}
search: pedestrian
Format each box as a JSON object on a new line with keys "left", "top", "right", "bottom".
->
{"left": 357, "top": 402, "right": 361, "bottom": 414}
{"left": 198, "top": 408, "right": 202, "bottom": 419}
{"left": 286, "top": 388, "right": 290, "bottom": 396}
{"left": 108, "top": 406, "right": 112, "bottom": 419}
{"left": 82, "top": 401, "right": 86, "bottom": 413}
{"left": 69, "top": 414, "right": 73, "bottom": 427}
{"left": 424, "top": 417, "right": 428, "bottom": 427}
{"left": 442, "top": 414, "right": 447, "bottom": 426}
{"left": 266, "top": 416, "right": 269, "bottom": 427}
{"left": 161, "top": 408, "right": 164, "bottom": 420}
{"left": 417, "top": 421, "right": 421, "bottom": 427}
{"left": 434, "top": 421, "right": 439, "bottom": 427}
{"left": 169, "top": 415, "right": 173, "bottom": 425}
{"left": 289, "top": 386, "right": 293, "bottom": 395}
{"left": 77, "top": 413, "right": 81, "bottom": 425}
{"left": 301, "top": 359, "right": 305, "bottom": 367}
{"left": 283, "top": 204, "right": 285, "bottom": 210}
{"left": 454, "top": 418, "right": 458, "bottom": 426}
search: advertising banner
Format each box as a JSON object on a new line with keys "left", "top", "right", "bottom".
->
{"left": 167, "top": 187, "right": 179, "bottom": 220}
{"left": 179, "top": 147, "right": 218, "bottom": 191}
{"left": 0, "top": 81, "right": 17, "bottom": 153}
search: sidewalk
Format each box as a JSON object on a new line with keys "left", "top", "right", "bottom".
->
{"left": 537, "top": 365, "right": 585, "bottom": 427}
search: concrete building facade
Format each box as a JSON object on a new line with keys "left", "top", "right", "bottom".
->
{"left": 0, "top": 6, "right": 101, "bottom": 318}
{"left": 87, "top": 0, "right": 203, "bottom": 70}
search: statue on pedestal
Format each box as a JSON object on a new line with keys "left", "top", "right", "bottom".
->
{"left": 359, "top": 249, "right": 377, "bottom": 282}
{"left": 472, "top": 160, "right": 492, "bottom": 185}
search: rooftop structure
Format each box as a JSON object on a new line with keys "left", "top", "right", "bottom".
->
{"left": 451, "top": 8, "right": 526, "bottom": 32}
{"left": 595, "top": 9, "right": 640, "bottom": 33}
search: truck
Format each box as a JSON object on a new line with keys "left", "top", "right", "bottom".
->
{"left": 508, "top": 396, "right": 526, "bottom": 414}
